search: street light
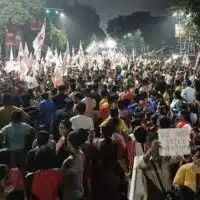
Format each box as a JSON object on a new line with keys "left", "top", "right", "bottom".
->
{"left": 60, "top": 12, "right": 65, "bottom": 18}
{"left": 172, "top": 11, "right": 184, "bottom": 55}
{"left": 45, "top": 9, "right": 50, "bottom": 14}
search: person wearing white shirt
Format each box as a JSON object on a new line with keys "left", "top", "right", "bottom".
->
{"left": 70, "top": 102, "right": 94, "bottom": 141}
{"left": 181, "top": 80, "right": 196, "bottom": 103}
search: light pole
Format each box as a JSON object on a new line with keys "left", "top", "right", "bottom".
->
{"left": 173, "top": 11, "right": 184, "bottom": 55}
{"left": 44, "top": 8, "right": 64, "bottom": 48}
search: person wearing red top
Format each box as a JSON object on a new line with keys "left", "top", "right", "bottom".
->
{"left": 119, "top": 85, "right": 134, "bottom": 103}
{"left": 26, "top": 146, "right": 60, "bottom": 200}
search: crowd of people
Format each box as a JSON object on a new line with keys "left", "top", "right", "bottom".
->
{"left": 0, "top": 54, "right": 200, "bottom": 200}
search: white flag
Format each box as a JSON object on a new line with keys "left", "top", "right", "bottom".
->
{"left": 195, "top": 50, "right": 200, "bottom": 68}
{"left": 17, "top": 42, "right": 24, "bottom": 61}
{"left": 53, "top": 66, "right": 63, "bottom": 87}
{"left": 24, "top": 42, "right": 29, "bottom": 59}
{"left": 78, "top": 40, "right": 84, "bottom": 57}
{"left": 25, "top": 76, "right": 39, "bottom": 89}
{"left": 72, "top": 46, "right": 75, "bottom": 57}
{"left": 33, "top": 19, "right": 46, "bottom": 50}
{"left": 9, "top": 46, "right": 14, "bottom": 61}
{"left": 59, "top": 52, "right": 63, "bottom": 64}
{"left": 45, "top": 47, "right": 53, "bottom": 62}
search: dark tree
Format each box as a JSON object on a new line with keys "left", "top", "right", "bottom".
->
{"left": 170, "top": 0, "right": 200, "bottom": 44}
{"left": 59, "top": 1, "right": 106, "bottom": 48}
{"left": 107, "top": 12, "right": 173, "bottom": 49}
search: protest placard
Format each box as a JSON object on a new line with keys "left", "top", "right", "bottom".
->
{"left": 158, "top": 127, "right": 190, "bottom": 156}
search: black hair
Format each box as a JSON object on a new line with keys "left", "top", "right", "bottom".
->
{"left": 74, "top": 92, "right": 83, "bottom": 100}
{"left": 174, "top": 90, "right": 182, "bottom": 100}
{"left": 134, "top": 126, "right": 147, "bottom": 143}
{"left": 118, "top": 100, "right": 126, "bottom": 110}
{"left": 58, "top": 85, "right": 66, "bottom": 92}
{"left": 51, "top": 88, "right": 57, "bottom": 96}
{"left": 108, "top": 93, "right": 119, "bottom": 104}
{"left": 76, "top": 102, "right": 86, "bottom": 114}
{"left": 41, "top": 92, "right": 49, "bottom": 100}
{"left": 66, "top": 99, "right": 74, "bottom": 110}
{"left": 34, "top": 146, "right": 56, "bottom": 169}
{"left": 181, "top": 109, "right": 191, "bottom": 123}
{"left": 2, "top": 93, "right": 12, "bottom": 105}
{"left": 38, "top": 124, "right": 48, "bottom": 131}
{"left": 67, "top": 129, "right": 89, "bottom": 149}
{"left": 196, "top": 92, "right": 200, "bottom": 101}
{"left": 21, "top": 93, "right": 30, "bottom": 107}
{"left": 37, "top": 130, "right": 50, "bottom": 146}
{"left": 70, "top": 83, "right": 76, "bottom": 91}
{"left": 159, "top": 116, "right": 171, "bottom": 128}
{"left": 101, "top": 89, "right": 108, "bottom": 98}
{"left": 60, "top": 119, "right": 72, "bottom": 130}
{"left": 12, "top": 110, "right": 23, "bottom": 123}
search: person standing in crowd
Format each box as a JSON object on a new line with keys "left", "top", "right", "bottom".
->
{"left": 0, "top": 94, "right": 29, "bottom": 129}
{"left": 56, "top": 119, "right": 72, "bottom": 168}
{"left": 89, "top": 121, "right": 128, "bottom": 200}
{"left": 52, "top": 85, "right": 68, "bottom": 110}
{"left": 26, "top": 129, "right": 55, "bottom": 172}
{"left": 0, "top": 110, "right": 35, "bottom": 171}
{"left": 51, "top": 99, "right": 74, "bottom": 142}
{"left": 181, "top": 80, "right": 196, "bottom": 103}
{"left": 138, "top": 134, "right": 181, "bottom": 200}
{"left": 39, "top": 92, "right": 56, "bottom": 131}
{"left": 70, "top": 102, "right": 94, "bottom": 140}
{"left": 173, "top": 147, "right": 200, "bottom": 200}
{"left": 81, "top": 88, "right": 96, "bottom": 118}
{"left": 170, "top": 90, "right": 183, "bottom": 117}
{"left": 21, "top": 93, "right": 39, "bottom": 128}
{"left": 61, "top": 130, "right": 86, "bottom": 200}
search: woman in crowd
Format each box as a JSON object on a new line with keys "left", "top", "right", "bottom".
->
{"left": 90, "top": 121, "right": 128, "bottom": 200}
{"left": 56, "top": 119, "right": 72, "bottom": 167}
{"left": 170, "top": 90, "right": 183, "bottom": 118}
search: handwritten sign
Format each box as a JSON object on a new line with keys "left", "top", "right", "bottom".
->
{"left": 158, "top": 127, "right": 191, "bottom": 156}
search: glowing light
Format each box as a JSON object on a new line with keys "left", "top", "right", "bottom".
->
{"left": 60, "top": 12, "right": 65, "bottom": 18}
{"left": 105, "top": 38, "right": 117, "bottom": 49}
{"left": 55, "top": 10, "right": 59, "bottom": 15}
{"left": 173, "top": 12, "right": 178, "bottom": 17}
{"left": 187, "top": 13, "right": 191, "bottom": 18}
{"left": 46, "top": 9, "right": 50, "bottom": 14}
{"left": 172, "top": 54, "right": 180, "bottom": 60}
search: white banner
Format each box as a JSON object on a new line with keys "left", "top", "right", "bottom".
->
{"left": 158, "top": 127, "right": 190, "bottom": 156}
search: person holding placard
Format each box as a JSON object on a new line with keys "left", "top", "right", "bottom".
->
{"left": 138, "top": 133, "right": 181, "bottom": 200}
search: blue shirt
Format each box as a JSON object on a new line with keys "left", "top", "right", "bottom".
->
{"left": 39, "top": 100, "right": 56, "bottom": 124}
{"left": 0, "top": 122, "right": 32, "bottom": 150}
{"left": 149, "top": 98, "right": 158, "bottom": 113}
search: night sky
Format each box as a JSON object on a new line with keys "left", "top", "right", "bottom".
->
{"left": 73, "top": 0, "right": 169, "bottom": 27}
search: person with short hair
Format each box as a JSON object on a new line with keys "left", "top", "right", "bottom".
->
{"left": 181, "top": 80, "right": 196, "bottom": 103}
{"left": 0, "top": 93, "right": 29, "bottom": 129}
{"left": 61, "top": 130, "right": 86, "bottom": 200}
{"left": 0, "top": 110, "right": 35, "bottom": 169}
{"left": 70, "top": 102, "right": 94, "bottom": 135}
{"left": 52, "top": 85, "right": 68, "bottom": 110}
{"left": 39, "top": 92, "right": 56, "bottom": 130}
